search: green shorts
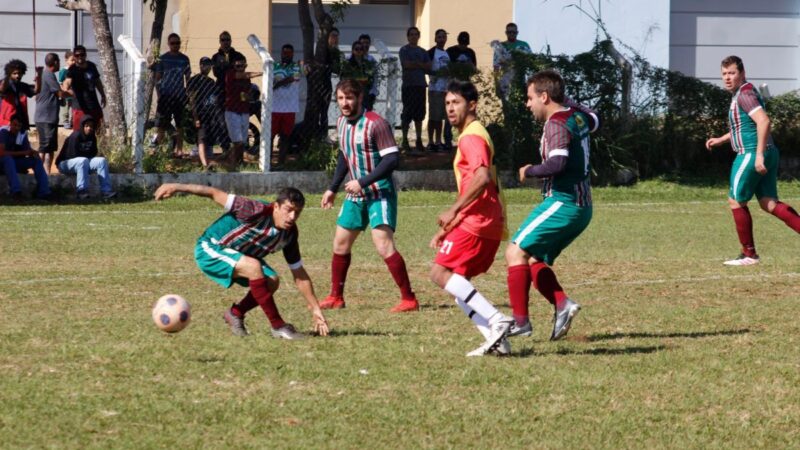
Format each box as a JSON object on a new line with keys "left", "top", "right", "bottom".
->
{"left": 336, "top": 193, "right": 398, "bottom": 231}
{"left": 194, "top": 239, "right": 277, "bottom": 288}
{"left": 729, "top": 148, "right": 779, "bottom": 202}
{"left": 511, "top": 197, "right": 592, "bottom": 266}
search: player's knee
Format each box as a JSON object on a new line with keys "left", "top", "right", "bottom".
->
{"left": 758, "top": 197, "right": 774, "bottom": 212}
{"left": 236, "top": 256, "right": 263, "bottom": 280}
{"left": 266, "top": 276, "right": 280, "bottom": 292}
{"left": 504, "top": 243, "right": 526, "bottom": 265}
{"left": 429, "top": 264, "right": 449, "bottom": 288}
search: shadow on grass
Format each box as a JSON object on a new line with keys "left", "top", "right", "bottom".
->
{"left": 195, "top": 355, "right": 226, "bottom": 363}
{"left": 586, "top": 328, "right": 751, "bottom": 342}
{"left": 325, "top": 329, "right": 400, "bottom": 338}
{"left": 512, "top": 345, "right": 668, "bottom": 358}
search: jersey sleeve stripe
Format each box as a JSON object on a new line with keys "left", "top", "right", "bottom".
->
{"left": 548, "top": 149, "right": 569, "bottom": 157}
{"left": 379, "top": 146, "right": 399, "bottom": 156}
{"left": 224, "top": 194, "right": 236, "bottom": 212}
{"left": 287, "top": 259, "right": 303, "bottom": 270}
{"left": 746, "top": 105, "right": 763, "bottom": 117}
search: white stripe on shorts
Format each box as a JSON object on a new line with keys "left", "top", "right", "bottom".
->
{"left": 201, "top": 240, "right": 238, "bottom": 267}
{"left": 513, "top": 201, "right": 563, "bottom": 244}
{"left": 732, "top": 152, "right": 752, "bottom": 197}
{"left": 381, "top": 199, "right": 388, "bottom": 224}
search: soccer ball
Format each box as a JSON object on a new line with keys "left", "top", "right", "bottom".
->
{"left": 152, "top": 294, "right": 191, "bottom": 333}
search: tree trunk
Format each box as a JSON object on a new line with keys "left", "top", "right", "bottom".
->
{"left": 143, "top": 0, "right": 168, "bottom": 123}
{"left": 296, "top": 0, "right": 334, "bottom": 149}
{"left": 89, "top": 0, "right": 128, "bottom": 142}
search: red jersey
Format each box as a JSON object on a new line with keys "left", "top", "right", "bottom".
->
{"left": 453, "top": 120, "right": 507, "bottom": 240}
{"left": 224, "top": 71, "right": 250, "bottom": 113}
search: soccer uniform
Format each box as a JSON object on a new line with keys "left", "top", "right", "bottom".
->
{"left": 336, "top": 112, "right": 400, "bottom": 231}
{"left": 512, "top": 108, "right": 593, "bottom": 265}
{"left": 728, "top": 82, "right": 779, "bottom": 202}
{"left": 272, "top": 61, "right": 301, "bottom": 138}
{"left": 435, "top": 121, "right": 507, "bottom": 277}
{"left": 195, "top": 195, "right": 302, "bottom": 288}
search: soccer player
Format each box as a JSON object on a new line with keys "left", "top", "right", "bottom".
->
{"left": 505, "top": 70, "right": 599, "bottom": 341}
{"left": 706, "top": 56, "right": 800, "bottom": 265}
{"left": 154, "top": 184, "right": 330, "bottom": 339}
{"left": 320, "top": 79, "right": 419, "bottom": 313}
{"left": 430, "top": 80, "right": 513, "bottom": 356}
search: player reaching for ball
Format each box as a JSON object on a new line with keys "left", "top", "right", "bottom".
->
{"left": 429, "top": 80, "right": 513, "bottom": 357}
{"left": 154, "top": 184, "right": 329, "bottom": 339}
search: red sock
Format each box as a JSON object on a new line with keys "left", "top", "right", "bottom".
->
{"left": 231, "top": 291, "right": 258, "bottom": 317}
{"left": 507, "top": 264, "right": 531, "bottom": 326}
{"left": 384, "top": 251, "right": 415, "bottom": 300}
{"left": 330, "top": 253, "right": 351, "bottom": 298}
{"left": 772, "top": 202, "right": 800, "bottom": 233}
{"left": 249, "top": 277, "right": 285, "bottom": 329}
{"left": 530, "top": 262, "right": 567, "bottom": 309}
{"left": 731, "top": 207, "right": 757, "bottom": 257}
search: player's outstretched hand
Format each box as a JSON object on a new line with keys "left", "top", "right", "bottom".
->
{"left": 518, "top": 164, "right": 532, "bottom": 183}
{"left": 755, "top": 154, "right": 767, "bottom": 175}
{"left": 154, "top": 183, "right": 178, "bottom": 201}
{"left": 344, "top": 179, "right": 362, "bottom": 195}
{"left": 705, "top": 137, "right": 721, "bottom": 151}
{"left": 429, "top": 229, "right": 447, "bottom": 250}
{"left": 311, "top": 308, "right": 329, "bottom": 336}
{"left": 321, "top": 190, "right": 336, "bottom": 209}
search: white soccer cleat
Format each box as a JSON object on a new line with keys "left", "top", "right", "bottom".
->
{"left": 466, "top": 337, "right": 511, "bottom": 357}
{"left": 271, "top": 323, "right": 305, "bottom": 340}
{"left": 723, "top": 254, "right": 760, "bottom": 266}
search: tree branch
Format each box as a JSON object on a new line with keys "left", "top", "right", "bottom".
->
{"left": 56, "top": 0, "right": 91, "bottom": 11}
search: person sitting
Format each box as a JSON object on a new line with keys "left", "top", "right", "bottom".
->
{"left": 0, "top": 114, "right": 51, "bottom": 200}
{"left": 56, "top": 115, "right": 116, "bottom": 200}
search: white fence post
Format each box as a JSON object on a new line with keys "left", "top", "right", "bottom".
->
{"left": 247, "top": 34, "right": 274, "bottom": 173}
{"left": 374, "top": 39, "right": 399, "bottom": 128}
{"left": 117, "top": 35, "right": 146, "bottom": 174}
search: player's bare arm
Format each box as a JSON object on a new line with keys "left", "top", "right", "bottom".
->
{"left": 290, "top": 266, "right": 330, "bottom": 336}
{"left": 154, "top": 183, "right": 229, "bottom": 206}
{"left": 705, "top": 132, "right": 731, "bottom": 150}
{"left": 437, "top": 165, "right": 491, "bottom": 231}
{"left": 751, "top": 108, "right": 771, "bottom": 175}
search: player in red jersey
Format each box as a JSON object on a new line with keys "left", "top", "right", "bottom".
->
{"left": 429, "top": 80, "right": 513, "bottom": 356}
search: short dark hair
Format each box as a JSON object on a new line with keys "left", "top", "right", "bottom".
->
{"left": 232, "top": 54, "right": 246, "bottom": 64}
{"left": 721, "top": 55, "right": 744, "bottom": 72}
{"left": 336, "top": 78, "right": 363, "bottom": 98}
{"left": 358, "top": 34, "right": 371, "bottom": 42}
{"left": 527, "top": 69, "right": 565, "bottom": 103}
{"left": 407, "top": 26, "right": 420, "bottom": 36}
{"left": 8, "top": 114, "right": 24, "bottom": 124}
{"left": 73, "top": 45, "right": 87, "bottom": 54}
{"left": 45, "top": 53, "right": 60, "bottom": 68}
{"left": 435, "top": 29, "right": 447, "bottom": 37}
{"left": 275, "top": 187, "right": 305, "bottom": 209}
{"left": 4, "top": 59, "right": 27, "bottom": 77}
{"left": 167, "top": 33, "right": 180, "bottom": 43}
{"left": 457, "top": 31, "right": 470, "bottom": 45}
{"left": 282, "top": 43, "right": 294, "bottom": 51}
{"left": 506, "top": 22, "right": 518, "bottom": 30}
{"left": 446, "top": 80, "right": 479, "bottom": 103}
{"left": 330, "top": 27, "right": 340, "bottom": 35}
{"left": 219, "top": 31, "right": 231, "bottom": 39}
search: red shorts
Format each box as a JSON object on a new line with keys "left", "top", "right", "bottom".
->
{"left": 434, "top": 226, "right": 501, "bottom": 278}
{"left": 271, "top": 112, "right": 295, "bottom": 138}
{"left": 72, "top": 108, "right": 104, "bottom": 132}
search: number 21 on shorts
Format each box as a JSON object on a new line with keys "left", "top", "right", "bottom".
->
{"left": 439, "top": 240, "right": 454, "bottom": 255}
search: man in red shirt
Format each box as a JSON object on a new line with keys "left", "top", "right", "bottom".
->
{"left": 429, "top": 80, "right": 512, "bottom": 357}
{"left": 223, "top": 54, "right": 260, "bottom": 169}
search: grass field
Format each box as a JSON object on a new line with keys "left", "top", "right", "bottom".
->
{"left": 2, "top": 180, "right": 799, "bottom": 449}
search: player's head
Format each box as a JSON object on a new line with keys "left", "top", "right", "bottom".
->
{"left": 407, "top": 26, "right": 421, "bottom": 45}
{"left": 435, "top": 29, "right": 448, "bottom": 47}
{"left": 720, "top": 55, "right": 745, "bottom": 92}
{"left": 219, "top": 31, "right": 232, "bottom": 50}
{"left": 457, "top": 31, "right": 470, "bottom": 46}
{"left": 4, "top": 59, "right": 27, "bottom": 80}
{"left": 505, "top": 23, "right": 519, "bottom": 41}
{"left": 8, "top": 114, "right": 23, "bottom": 134}
{"left": 281, "top": 44, "right": 294, "bottom": 63}
{"left": 45, "top": 53, "right": 60, "bottom": 71}
{"left": 445, "top": 80, "right": 478, "bottom": 129}
{"left": 335, "top": 78, "right": 364, "bottom": 119}
{"left": 273, "top": 187, "right": 305, "bottom": 229}
{"left": 526, "top": 69, "right": 565, "bottom": 121}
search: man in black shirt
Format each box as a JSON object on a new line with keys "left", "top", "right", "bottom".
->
{"left": 61, "top": 45, "right": 106, "bottom": 132}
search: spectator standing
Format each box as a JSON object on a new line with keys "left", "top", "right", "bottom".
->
{"left": 272, "top": 44, "right": 302, "bottom": 165}
{"left": 212, "top": 31, "right": 245, "bottom": 104}
{"left": 0, "top": 115, "right": 51, "bottom": 200}
{"left": 446, "top": 31, "right": 478, "bottom": 74}
{"left": 493, "top": 23, "right": 532, "bottom": 99}
{"left": 35, "top": 53, "right": 68, "bottom": 174}
{"left": 317, "top": 27, "right": 342, "bottom": 136}
{"left": 427, "top": 29, "right": 451, "bottom": 152}
{"left": 187, "top": 57, "right": 223, "bottom": 170}
{"left": 153, "top": 33, "right": 191, "bottom": 158}
{"left": 56, "top": 115, "right": 115, "bottom": 200}
{"left": 0, "top": 59, "right": 41, "bottom": 130}
{"left": 357, "top": 34, "right": 379, "bottom": 111}
{"left": 57, "top": 51, "right": 75, "bottom": 129}
{"left": 223, "top": 55, "right": 261, "bottom": 169}
{"left": 399, "top": 26, "right": 431, "bottom": 153}
{"left": 62, "top": 45, "right": 106, "bottom": 132}
{"left": 342, "top": 41, "right": 376, "bottom": 108}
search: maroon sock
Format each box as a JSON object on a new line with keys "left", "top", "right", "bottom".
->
{"left": 731, "top": 206, "right": 757, "bottom": 257}
{"left": 772, "top": 202, "right": 800, "bottom": 233}
{"left": 530, "top": 262, "right": 568, "bottom": 309}
{"left": 384, "top": 251, "right": 415, "bottom": 300}
{"left": 231, "top": 291, "right": 258, "bottom": 317}
{"left": 507, "top": 264, "right": 531, "bottom": 326}
{"left": 330, "top": 253, "right": 351, "bottom": 297}
{"left": 249, "top": 277, "right": 285, "bottom": 329}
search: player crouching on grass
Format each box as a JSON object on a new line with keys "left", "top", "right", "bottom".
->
{"left": 506, "top": 70, "right": 600, "bottom": 342}
{"left": 154, "top": 184, "right": 329, "bottom": 339}
{"left": 429, "top": 80, "right": 514, "bottom": 357}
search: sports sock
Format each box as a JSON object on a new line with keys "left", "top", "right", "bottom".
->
{"left": 454, "top": 297, "right": 491, "bottom": 340}
{"left": 444, "top": 273, "right": 502, "bottom": 323}
{"left": 231, "top": 291, "right": 258, "bottom": 317}
{"left": 384, "top": 251, "right": 416, "bottom": 300}
{"left": 771, "top": 202, "right": 800, "bottom": 233}
{"left": 731, "top": 206, "right": 757, "bottom": 257}
{"left": 249, "top": 277, "right": 285, "bottom": 329}
{"left": 530, "top": 262, "right": 568, "bottom": 309}
{"left": 507, "top": 264, "right": 531, "bottom": 326}
{"left": 330, "top": 252, "right": 351, "bottom": 298}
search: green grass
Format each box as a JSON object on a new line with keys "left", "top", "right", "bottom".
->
{"left": 2, "top": 180, "right": 799, "bottom": 449}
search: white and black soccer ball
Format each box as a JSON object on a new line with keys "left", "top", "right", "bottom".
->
{"left": 152, "top": 294, "right": 191, "bottom": 333}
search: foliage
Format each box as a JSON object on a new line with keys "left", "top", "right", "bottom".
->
{"left": 283, "top": 137, "right": 338, "bottom": 173}
{"left": 766, "top": 91, "right": 800, "bottom": 157}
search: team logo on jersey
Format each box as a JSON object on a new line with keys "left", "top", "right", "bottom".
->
{"left": 574, "top": 114, "right": 585, "bottom": 128}
{"left": 355, "top": 132, "right": 364, "bottom": 145}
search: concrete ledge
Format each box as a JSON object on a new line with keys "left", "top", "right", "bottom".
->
{"left": 1, "top": 170, "right": 529, "bottom": 198}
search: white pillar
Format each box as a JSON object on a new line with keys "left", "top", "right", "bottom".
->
{"left": 117, "top": 34, "right": 146, "bottom": 174}
{"left": 374, "top": 39, "right": 399, "bottom": 128}
{"left": 247, "top": 34, "right": 274, "bottom": 173}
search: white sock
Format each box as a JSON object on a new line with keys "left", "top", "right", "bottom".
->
{"left": 454, "top": 297, "right": 491, "bottom": 339}
{"left": 444, "top": 274, "right": 502, "bottom": 323}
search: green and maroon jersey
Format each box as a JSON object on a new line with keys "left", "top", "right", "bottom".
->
{"left": 199, "top": 195, "right": 301, "bottom": 265}
{"left": 729, "top": 82, "right": 775, "bottom": 155}
{"left": 336, "top": 111, "right": 398, "bottom": 201}
{"left": 540, "top": 108, "right": 592, "bottom": 207}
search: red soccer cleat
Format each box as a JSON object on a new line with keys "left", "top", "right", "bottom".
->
{"left": 319, "top": 295, "right": 346, "bottom": 309}
{"left": 390, "top": 298, "right": 419, "bottom": 313}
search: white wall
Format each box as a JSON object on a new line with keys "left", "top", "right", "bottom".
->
{"left": 513, "top": 0, "right": 671, "bottom": 69}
